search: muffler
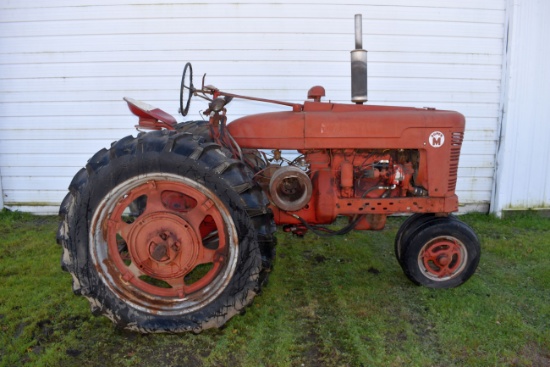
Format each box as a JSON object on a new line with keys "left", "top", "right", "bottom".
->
{"left": 351, "top": 14, "right": 368, "bottom": 104}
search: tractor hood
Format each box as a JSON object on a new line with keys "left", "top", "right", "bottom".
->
{"left": 227, "top": 101, "right": 465, "bottom": 150}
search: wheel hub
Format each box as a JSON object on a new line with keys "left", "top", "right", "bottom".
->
{"left": 148, "top": 231, "right": 180, "bottom": 263}
{"left": 436, "top": 254, "right": 450, "bottom": 266}
{"left": 127, "top": 212, "right": 200, "bottom": 280}
{"left": 420, "top": 237, "right": 466, "bottom": 279}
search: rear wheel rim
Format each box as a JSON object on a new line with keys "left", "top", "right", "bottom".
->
{"left": 90, "top": 173, "right": 238, "bottom": 315}
{"left": 417, "top": 236, "right": 467, "bottom": 281}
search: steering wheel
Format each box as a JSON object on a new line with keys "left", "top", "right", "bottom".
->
{"left": 179, "top": 62, "right": 193, "bottom": 116}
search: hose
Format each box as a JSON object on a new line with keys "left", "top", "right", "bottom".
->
{"left": 292, "top": 213, "right": 363, "bottom": 237}
{"left": 290, "top": 184, "right": 396, "bottom": 237}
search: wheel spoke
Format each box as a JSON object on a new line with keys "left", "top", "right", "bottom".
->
{"left": 106, "top": 219, "right": 133, "bottom": 265}
{"left": 196, "top": 247, "right": 217, "bottom": 265}
{"left": 127, "top": 262, "right": 144, "bottom": 278}
{"left": 439, "top": 265, "right": 453, "bottom": 277}
{"left": 118, "top": 262, "right": 143, "bottom": 283}
{"left": 422, "top": 245, "right": 441, "bottom": 260}
{"left": 142, "top": 183, "right": 166, "bottom": 214}
{"left": 164, "top": 276, "right": 185, "bottom": 289}
{"left": 115, "top": 220, "right": 133, "bottom": 243}
{"left": 449, "top": 241, "right": 462, "bottom": 257}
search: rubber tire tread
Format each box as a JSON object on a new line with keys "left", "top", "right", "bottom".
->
{"left": 394, "top": 213, "right": 434, "bottom": 264}
{"left": 58, "top": 129, "right": 267, "bottom": 333}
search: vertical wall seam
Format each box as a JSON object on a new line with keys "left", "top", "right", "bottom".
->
{"left": 490, "top": 0, "right": 514, "bottom": 216}
{"left": 0, "top": 167, "right": 4, "bottom": 210}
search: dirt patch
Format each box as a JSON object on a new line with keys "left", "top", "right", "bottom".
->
{"left": 516, "top": 342, "right": 550, "bottom": 367}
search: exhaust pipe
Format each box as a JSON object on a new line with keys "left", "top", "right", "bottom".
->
{"left": 351, "top": 14, "right": 368, "bottom": 104}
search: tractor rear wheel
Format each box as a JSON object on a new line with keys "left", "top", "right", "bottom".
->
{"left": 58, "top": 130, "right": 270, "bottom": 332}
{"left": 399, "top": 217, "right": 480, "bottom": 288}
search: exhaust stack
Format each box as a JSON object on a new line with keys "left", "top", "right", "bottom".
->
{"left": 351, "top": 14, "right": 368, "bottom": 104}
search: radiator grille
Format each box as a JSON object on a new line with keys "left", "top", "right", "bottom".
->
{"left": 448, "top": 132, "right": 464, "bottom": 192}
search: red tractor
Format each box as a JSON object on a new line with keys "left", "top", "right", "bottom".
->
{"left": 58, "top": 15, "right": 480, "bottom": 333}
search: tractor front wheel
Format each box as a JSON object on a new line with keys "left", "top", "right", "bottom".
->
{"left": 399, "top": 218, "right": 480, "bottom": 288}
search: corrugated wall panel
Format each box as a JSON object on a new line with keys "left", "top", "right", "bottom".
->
{"left": 491, "top": 0, "right": 550, "bottom": 214}
{"left": 0, "top": 0, "right": 505, "bottom": 213}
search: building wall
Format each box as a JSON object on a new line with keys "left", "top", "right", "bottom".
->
{"left": 0, "top": 167, "right": 3, "bottom": 210}
{"left": 0, "top": 0, "right": 506, "bottom": 214}
{"left": 491, "top": 0, "right": 550, "bottom": 215}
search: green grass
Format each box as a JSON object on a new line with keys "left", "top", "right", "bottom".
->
{"left": 0, "top": 209, "right": 549, "bottom": 366}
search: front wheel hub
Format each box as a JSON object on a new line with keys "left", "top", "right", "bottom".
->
{"left": 418, "top": 237, "right": 467, "bottom": 281}
{"left": 436, "top": 254, "right": 450, "bottom": 266}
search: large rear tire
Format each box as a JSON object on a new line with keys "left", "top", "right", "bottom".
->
{"left": 58, "top": 130, "right": 270, "bottom": 332}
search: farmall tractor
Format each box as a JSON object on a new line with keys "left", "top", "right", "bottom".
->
{"left": 58, "top": 15, "right": 480, "bottom": 333}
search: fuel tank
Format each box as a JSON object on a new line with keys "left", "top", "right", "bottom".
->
{"left": 227, "top": 100, "right": 465, "bottom": 150}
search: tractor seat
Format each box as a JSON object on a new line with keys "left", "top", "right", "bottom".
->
{"left": 123, "top": 97, "right": 177, "bottom": 130}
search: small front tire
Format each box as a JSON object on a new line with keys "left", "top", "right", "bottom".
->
{"left": 400, "top": 218, "right": 480, "bottom": 288}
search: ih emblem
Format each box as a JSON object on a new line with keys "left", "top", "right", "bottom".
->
{"left": 429, "top": 131, "right": 445, "bottom": 148}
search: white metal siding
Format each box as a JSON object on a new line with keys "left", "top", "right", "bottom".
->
{"left": 491, "top": 0, "right": 550, "bottom": 215}
{"left": 0, "top": 0, "right": 505, "bottom": 214}
{"left": 0, "top": 167, "right": 4, "bottom": 209}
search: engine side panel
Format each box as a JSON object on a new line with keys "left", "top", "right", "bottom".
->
{"left": 228, "top": 102, "right": 464, "bottom": 150}
{"left": 227, "top": 111, "right": 305, "bottom": 149}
